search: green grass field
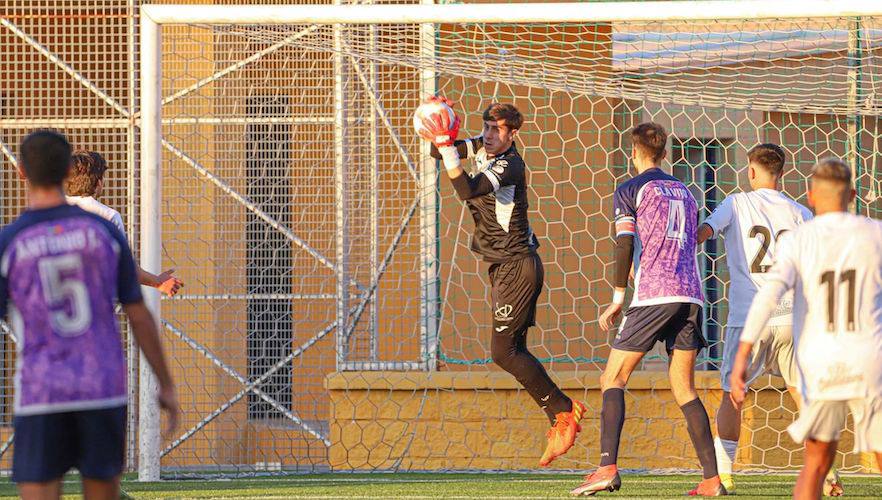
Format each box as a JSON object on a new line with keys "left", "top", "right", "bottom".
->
{"left": 0, "top": 473, "right": 878, "bottom": 499}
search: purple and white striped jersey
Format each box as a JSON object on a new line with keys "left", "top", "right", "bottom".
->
{"left": 0, "top": 205, "right": 142, "bottom": 415}
{"left": 613, "top": 168, "right": 703, "bottom": 307}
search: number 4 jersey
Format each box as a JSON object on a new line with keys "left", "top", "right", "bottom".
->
{"left": 613, "top": 168, "right": 702, "bottom": 307}
{"left": 0, "top": 205, "right": 142, "bottom": 415}
{"left": 703, "top": 188, "right": 813, "bottom": 327}
{"left": 747, "top": 212, "right": 882, "bottom": 401}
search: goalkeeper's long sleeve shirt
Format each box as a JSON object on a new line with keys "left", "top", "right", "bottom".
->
{"left": 432, "top": 137, "right": 539, "bottom": 263}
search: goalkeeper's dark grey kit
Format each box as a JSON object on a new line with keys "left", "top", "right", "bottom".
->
{"left": 432, "top": 138, "right": 571, "bottom": 422}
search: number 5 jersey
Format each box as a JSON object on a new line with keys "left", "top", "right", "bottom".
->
{"left": 613, "top": 167, "right": 703, "bottom": 308}
{"left": 0, "top": 205, "right": 142, "bottom": 415}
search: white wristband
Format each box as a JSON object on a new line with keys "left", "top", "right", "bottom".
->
{"left": 612, "top": 290, "right": 626, "bottom": 305}
{"left": 438, "top": 145, "right": 461, "bottom": 173}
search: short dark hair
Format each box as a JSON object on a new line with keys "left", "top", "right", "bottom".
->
{"left": 811, "top": 157, "right": 852, "bottom": 187}
{"left": 630, "top": 122, "right": 667, "bottom": 162}
{"left": 66, "top": 150, "right": 107, "bottom": 196}
{"left": 19, "top": 130, "right": 72, "bottom": 187}
{"left": 747, "top": 143, "right": 786, "bottom": 177}
{"left": 482, "top": 103, "right": 524, "bottom": 130}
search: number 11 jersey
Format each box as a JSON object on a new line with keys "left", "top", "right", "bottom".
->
{"left": 704, "top": 188, "right": 812, "bottom": 327}
{"left": 613, "top": 168, "right": 702, "bottom": 308}
{"left": 0, "top": 205, "right": 142, "bottom": 416}
{"left": 764, "top": 212, "right": 882, "bottom": 401}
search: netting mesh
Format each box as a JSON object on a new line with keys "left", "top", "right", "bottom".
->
{"left": 2, "top": 0, "right": 882, "bottom": 477}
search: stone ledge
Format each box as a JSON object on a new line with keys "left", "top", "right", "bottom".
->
{"left": 326, "top": 370, "right": 788, "bottom": 391}
{"left": 326, "top": 370, "right": 876, "bottom": 472}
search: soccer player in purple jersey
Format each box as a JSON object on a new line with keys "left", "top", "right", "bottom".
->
{"left": 0, "top": 131, "right": 180, "bottom": 500}
{"left": 571, "top": 123, "right": 725, "bottom": 497}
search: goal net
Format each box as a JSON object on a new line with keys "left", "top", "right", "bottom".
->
{"left": 4, "top": 0, "right": 881, "bottom": 478}
{"left": 141, "top": 3, "right": 882, "bottom": 476}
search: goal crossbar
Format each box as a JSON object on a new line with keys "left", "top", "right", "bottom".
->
{"left": 143, "top": 1, "right": 882, "bottom": 25}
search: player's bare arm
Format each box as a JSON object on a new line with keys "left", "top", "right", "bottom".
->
{"left": 138, "top": 267, "right": 184, "bottom": 297}
{"left": 697, "top": 223, "right": 714, "bottom": 244}
{"left": 124, "top": 301, "right": 181, "bottom": 438}
{"left": 728, "top": 341, "right": 753, "bottom": 408}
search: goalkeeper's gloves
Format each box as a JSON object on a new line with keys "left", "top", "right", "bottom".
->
{"left": 418, "top": 96, "right": 461, "bottom": 148}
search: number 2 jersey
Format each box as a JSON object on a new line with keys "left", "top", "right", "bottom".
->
{"left": 613, "top": 168, "right": 702, "bottom": 307}
{"left": 703, "top": 188, "right": 813, "bottom": 327}
{"left": 743, "top": 212, "right": 882, "bottom": 401}
{"left": 0, "top": 205, "right": 142, "bottom": 415}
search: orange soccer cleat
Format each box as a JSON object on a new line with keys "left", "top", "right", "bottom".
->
{"left": 570, "top": 465, "right": 621, "bottom": 496}
{"left": 539, "top": 399, "right": 587, "bottom": 467}
{"left": 687, "top": 476, "right": 728, "bottom": 497}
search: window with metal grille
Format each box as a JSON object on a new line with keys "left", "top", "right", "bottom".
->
{"left": 246, "top": 96, "right": 293, "bottom": 420}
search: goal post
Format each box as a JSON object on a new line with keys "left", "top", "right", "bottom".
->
{"left": 138, "top": 12, "right": 162, "bottom": 482}
{"left": 138, "top": 1, "right": 882, "bottom": 480}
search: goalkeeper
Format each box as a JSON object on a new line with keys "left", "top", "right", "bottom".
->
{"left": 419, "top": 97, "right": 586, "bottom": 466}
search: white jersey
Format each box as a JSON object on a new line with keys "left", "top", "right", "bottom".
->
{"left": 703, "top": 188, "right": 813, "bottom": 327}
{"left": 65, "top": 196, "right": 126, "bottom": 235}
{"left": 769, "top": 213, "right": 882, "bottom": 401}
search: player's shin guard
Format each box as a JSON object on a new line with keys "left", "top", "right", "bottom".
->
{"left": 599, "top": 388, "right": 625, "bottom": 467}
{"left": 681, "top": 398, "right": 718, "bottom": 479}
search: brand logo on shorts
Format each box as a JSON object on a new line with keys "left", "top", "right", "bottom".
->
{"left": 495, "top": 303, "right": 513, "bottom": 322}
{"left": 495, "top": 326, "right": 509, "bottom": 332}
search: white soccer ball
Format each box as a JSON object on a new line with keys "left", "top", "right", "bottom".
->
{"left": 413, "top": 100, "right": 457, "bottom": 137}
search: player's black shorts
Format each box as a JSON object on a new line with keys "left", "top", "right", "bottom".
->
{"left": 613, "top": 303, "right": 706, "bottom": 353}
{"left": 489, "top": 252, "right": 543, "bottom": 336}
{"left": 13, "top": 405, "right": 126, "bottom": 483}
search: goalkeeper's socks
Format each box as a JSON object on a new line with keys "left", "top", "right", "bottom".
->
{"left": 681, "top": 398, "right": 718, "bottom": 479}
{"left": 599, "top": 388, "right": 625, "bottom": 467}
{"left": 714, "top": 436, "right": 737, "bottom": 476}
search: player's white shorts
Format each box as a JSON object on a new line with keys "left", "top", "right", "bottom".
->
{"left": 720, "top": 325, "right": 797, "bottom": 392}
{"left": 788, "top": 397, "right": 882, "bottom": 452}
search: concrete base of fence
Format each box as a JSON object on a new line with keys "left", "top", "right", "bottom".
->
{"left": 326, "top": 370, "right": 878, "bottom": 472}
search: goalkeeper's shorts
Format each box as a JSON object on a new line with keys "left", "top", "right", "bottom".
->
{"left": 488, "top": 252, "right": 543, "bottom": 337}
